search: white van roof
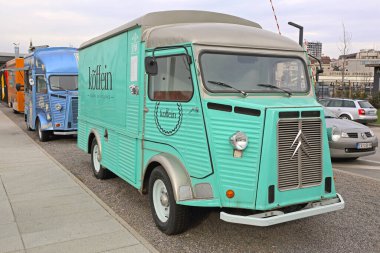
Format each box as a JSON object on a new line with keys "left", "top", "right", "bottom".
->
{"left": 143, "top": 23, "right": 303, "bottom": 51}
{"left": 80, "top": 10, "right": 261, "bottom": 49}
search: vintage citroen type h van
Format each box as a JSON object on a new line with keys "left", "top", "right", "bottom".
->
{"left": 78, "top": 11, "right": 344, "bottom": 235}
{"left": 24, "top": 46, "right": 79, "bottom": 142}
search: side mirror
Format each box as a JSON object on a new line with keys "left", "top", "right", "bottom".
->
{"left": 145, "top": 57, "right": 158, "bottom": 76}
{"left": 29, "top": 78, "right": 35, "bottom": 86}
{"left": 316, "top": 67, "right": 324, "bottom": 82}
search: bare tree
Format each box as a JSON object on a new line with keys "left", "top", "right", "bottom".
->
{"left": 337, "top": 23, "right": 352, "bottom": 97}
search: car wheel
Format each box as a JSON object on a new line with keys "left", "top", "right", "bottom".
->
{"left": 149, "top": 166, "right": 190, "bottom": 235}
{"left": 36, "top": 119, "right": 49, "bottom": 142}
{"left": 90, "top": 138, "right": 112, "bottom": 179}
{"left": 339, "top": 114, "right": 352, "bottom": 120}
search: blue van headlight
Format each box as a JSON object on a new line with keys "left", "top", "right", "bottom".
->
{"left": 230, "top": 131, "right": 248, "bottom": 150}
{"left": 55, "top": 103, "right": 62, "bottom": 111}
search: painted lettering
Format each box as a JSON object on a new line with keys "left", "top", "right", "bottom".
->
{"left": 160, "top": 108, "right": 177, "bottom": 118}
{"left": 88, "top": 65, "right": 113, "bottom": 90}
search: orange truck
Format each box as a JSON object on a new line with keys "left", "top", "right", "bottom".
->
{"left": 5, "top": 58, "right": 24, "bottom": 113}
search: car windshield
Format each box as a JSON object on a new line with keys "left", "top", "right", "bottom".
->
{"left": 324, "top": 108, "right": 337, "bottom": 118}
{"left": 358, "top": 101, "right": 374, "bottom": 108}
{"left": 200, "top": 53, "right": 309, "bottom": 94}
{"left": 49, "top": 75, "right": 78, "bottom": 91}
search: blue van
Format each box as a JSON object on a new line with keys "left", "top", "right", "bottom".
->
{"left": 24, "top": 46, "right": 78, "bottom": 142}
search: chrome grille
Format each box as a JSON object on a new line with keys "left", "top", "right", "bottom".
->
{"left": 71, "top": 98, "right": 78, "bottom": 124}
{"left": 347, "top": 133, "right": 358, "bottom": 138}
{"left": 278, "top": 119, "right": 322, "bottom": 191}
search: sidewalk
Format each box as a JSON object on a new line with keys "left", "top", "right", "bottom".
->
{"left": 0, "top": 109, "right": 158, "bottom": 253}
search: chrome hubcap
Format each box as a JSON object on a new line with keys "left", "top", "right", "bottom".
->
{"left": 153, "top": 179, "right": 170, "bottom": 222}
{"left": 92, "top": 144, "right": 101, "bottom": 173}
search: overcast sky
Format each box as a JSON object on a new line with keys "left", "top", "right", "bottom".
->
{"left": 1, "top": 0, "right": 379, "bottom": 58}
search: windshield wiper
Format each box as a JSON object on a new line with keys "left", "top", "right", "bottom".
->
{"left": 257, "top": 84, "right": 292, "bottom": 96}
{"left": 208, "top": 80, "right": 247, "bottom": 97}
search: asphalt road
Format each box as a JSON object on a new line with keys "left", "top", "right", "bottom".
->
{"left": 1, "top": 104, "right": 379, "bottom": 253}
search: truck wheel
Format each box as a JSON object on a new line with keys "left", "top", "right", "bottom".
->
{"left": 149, "top": 166, "right": 190, "bottom": 235}
{"left": 36, "top": 119, "right": 49, "bottom": 142}
{"left": 90, "top": 138, "right": 111, "bottom": 179}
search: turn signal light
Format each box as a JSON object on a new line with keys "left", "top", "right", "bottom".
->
{"left": 358, "top": 109, "right": 365, "bottom": 115}
{"left": 55, "top": 123, "right": 61, "bottom": 127}
{"left": 226, "top": 190, "right": 235, "bottom": 198}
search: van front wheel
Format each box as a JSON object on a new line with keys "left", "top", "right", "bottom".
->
{"left": 149, "top": 166, "right": 190, "bottom": 235}
{"left": 36, "top": 119, "right": 49, "bottom": 142}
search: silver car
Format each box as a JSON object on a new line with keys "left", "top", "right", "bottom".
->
{"left": 324, "top": 108, "right": 378, "bottom": 159}
{"left": 319, "top": 98, "right": 378, "bottom": 123}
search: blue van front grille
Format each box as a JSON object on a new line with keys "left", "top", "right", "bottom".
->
{"left": 71, "top": 98, "right": 78, "bottom": 125}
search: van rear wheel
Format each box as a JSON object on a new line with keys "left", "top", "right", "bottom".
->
{"left": 36, "top": 119, "right": 49, "bottom": 142}
{"left": 90, "top": 138, "right": 112, "bottom": 179}
{"left": 149, "top": 166, "right": 190, "bottom": 235}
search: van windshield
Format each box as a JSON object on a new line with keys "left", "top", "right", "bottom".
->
{"left": 200, "top": 53, "right": 309, "bottom": 94}
{"left": 49, "top": 75, "right": 78, "bottom": 91}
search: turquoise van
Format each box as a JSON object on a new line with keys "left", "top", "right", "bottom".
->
{"left": 78, "top": 11, "right": 344, "bottom": 235}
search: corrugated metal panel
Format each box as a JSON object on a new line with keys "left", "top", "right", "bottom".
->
{"left": 118, "top": 136, "right": 136, "bottom": 183}
{"left": 50, "top": 95, "right": 66, "bottom": 128}
{"left": 144, "top": 102, "right": 212, "bottom": 178}
{"left": 207, "top": 111, "right": 262, "bottom": 194}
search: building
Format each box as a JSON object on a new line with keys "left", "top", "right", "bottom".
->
{"left": 307, "top": 41, "right": 322, "bottom": 59}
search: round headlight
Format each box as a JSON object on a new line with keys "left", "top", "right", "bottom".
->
{"left": 332, "top": 126, "right": 341, "bottom": 142}
{"left": 230, "top": 131, "right": 248, "bottom": 150}
{"left": 55, "top": 103, "right": 62, "bottom": 111}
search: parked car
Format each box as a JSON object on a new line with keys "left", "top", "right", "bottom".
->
{"left": 319, "top": 98, "right": 378, "bottom": 123}
{"left": 324, "top": 108, "right": 378, "bottom": 159}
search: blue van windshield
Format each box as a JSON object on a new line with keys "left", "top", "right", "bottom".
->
{"left": 200, "top": 53, "right": 309, "bottom": 94}
{"left": 49, "top": 75, "right": 78, "bottom": 91}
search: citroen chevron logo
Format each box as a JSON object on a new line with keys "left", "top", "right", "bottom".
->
{"left": 290, "top": 129, "right": 311, "bottom": 159}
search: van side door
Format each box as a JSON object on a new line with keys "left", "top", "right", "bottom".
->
{"left": 144, "top": 48, "right": 213, "bottom": 179}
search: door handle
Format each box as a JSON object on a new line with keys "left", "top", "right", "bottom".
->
{"left": 189, "top": 107, "right": 199, "bottom": 113}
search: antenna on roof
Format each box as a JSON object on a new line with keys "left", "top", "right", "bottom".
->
{"left": 29, "top": 40, "right": 33, "bottom": 53}
{"left": 269, "top": 0, "right": 281, "bottom": 35}
{"left": 13, "top": 42, "right": 20, "bottom": 58}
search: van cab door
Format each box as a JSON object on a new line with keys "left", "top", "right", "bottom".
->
{"left": 144, "top": 48, "right": 213, "bottom": 179}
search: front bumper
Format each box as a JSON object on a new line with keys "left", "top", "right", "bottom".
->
{"left": 220, "top": 193, "right": 344, "bottom": 227}
{"left": 329, "top": 137, "right": 378, "bottom": 158}
{"left": 53, "top": 131, "right": 77, "bottom": 135}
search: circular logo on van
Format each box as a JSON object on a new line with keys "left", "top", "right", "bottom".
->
{"left": 154, "top": 102, "right": 183, "bottom": 136}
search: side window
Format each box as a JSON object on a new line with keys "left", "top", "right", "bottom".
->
{"left": 328, "top": 100, "right": 343, "bottom": 107}
{"left": 24, "top": 70, "right": 31, "bottom": 93}
{"left": 149, "top": 54, "right": 193, "bottom": 102}
{"left": 343, "top": 100, "right": 355, "bottom": 108}
{"left": 319, "top": 100, "right": 328, "bottom": 106}
{"left": 36, "top": 76, "right": 47, "bottom": 94}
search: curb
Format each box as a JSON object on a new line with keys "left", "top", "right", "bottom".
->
{"left": 1, "top": 108, "right": 159, "bottom": 253}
